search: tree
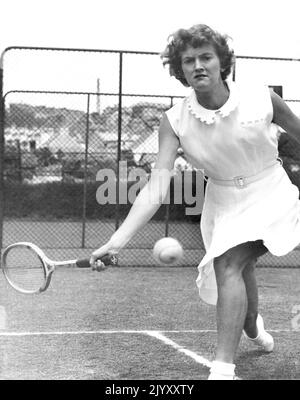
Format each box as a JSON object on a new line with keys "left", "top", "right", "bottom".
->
{"left": 35, "top": 147, "right": 57, "bottom": 166}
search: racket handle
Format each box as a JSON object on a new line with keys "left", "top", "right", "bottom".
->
{"left": 76, "top": 254, "right": 118, "bottom": 269}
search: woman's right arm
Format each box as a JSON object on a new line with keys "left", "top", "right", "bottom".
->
{"left": 90, "top": 113, "right": 180, "bottom": 263}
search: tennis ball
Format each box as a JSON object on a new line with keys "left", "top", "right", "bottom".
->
{"left": 153, "top": 237, "right": 183, "bottom": 265}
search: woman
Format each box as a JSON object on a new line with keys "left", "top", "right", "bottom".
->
{"left": 91, "top": 24, "right": 300, "bottom": 380}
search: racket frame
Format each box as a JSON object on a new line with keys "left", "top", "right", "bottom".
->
{"left": 1, "top": 242, "right": 54, "bottom": 294}
{"left": 1, "top": 241, "right": 117, "bottom": 294}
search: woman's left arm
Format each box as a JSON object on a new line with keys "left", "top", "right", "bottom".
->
{"left": 270, "top": 89, "right": 300, "bottom": 144}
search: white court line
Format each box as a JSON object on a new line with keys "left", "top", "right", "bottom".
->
{"left": 145, "top": 330, "right": 212, "bottom": 368}
{"left": 0, "top": 328, "right": 294, "bottom": 336}
{"left": 0, "top": 329, "right": 216, "bottom": 336}
{"left": 0, "top": 327, "right": 295, "bottom": 377}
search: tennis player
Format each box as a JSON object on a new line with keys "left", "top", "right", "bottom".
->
{"left": 91, "top": 24, "right": 300, "bottom": 380}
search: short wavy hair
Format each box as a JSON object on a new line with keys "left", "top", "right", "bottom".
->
{"left": 161, "top": 24, "right": 235, "bottom": 86}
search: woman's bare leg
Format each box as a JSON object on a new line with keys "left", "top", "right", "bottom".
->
{"left": 243, "top": 243, "right": 268, "bottom": 337}
{"left": 214, "top": 255, "right": 248, "bottom": 363}
{"left": 213, "top": 241, "right": 267, "bottom": 364}
{"left": 242, "top": 260, "right": 259, "bottom": 338}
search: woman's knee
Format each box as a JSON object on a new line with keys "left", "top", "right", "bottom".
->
{"left": 214, "top": 255, "right": 245, "bottom": 285}
{"left": 242, "top": 258, "right": 257, "bottom": 276}
{"left": 214, "top": 243, "right": 258, "bottom": 282}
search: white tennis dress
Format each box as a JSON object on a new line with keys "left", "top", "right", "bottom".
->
{"left": 166, "top": 80, "right": 300, "bottom": 305}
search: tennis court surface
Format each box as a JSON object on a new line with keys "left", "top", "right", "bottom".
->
{"left": 0, "top": 263, "right": 299, "bottom": 380}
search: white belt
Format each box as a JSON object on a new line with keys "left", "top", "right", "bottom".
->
{"left": 208, "top": 159, "right": 283, "bottom": 189}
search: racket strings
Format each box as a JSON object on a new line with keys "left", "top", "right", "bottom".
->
{"left": 4, "top": 247, "right": 46, "bottom": 293}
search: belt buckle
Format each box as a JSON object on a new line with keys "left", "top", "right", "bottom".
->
{"left": 234, "top": 176, "right": 246, "bottom": 189}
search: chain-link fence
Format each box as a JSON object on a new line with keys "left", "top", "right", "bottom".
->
{"left": 1, "top": 87, "right": 204, "bottom": 265}
{"left": 1, "top": 47, "right": 300, "bottom": 267}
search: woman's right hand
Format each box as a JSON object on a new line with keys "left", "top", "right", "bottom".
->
{"left": 89, "top": 236, "right": 123, "bottom": 268}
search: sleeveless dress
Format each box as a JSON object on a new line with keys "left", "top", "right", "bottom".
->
{"left": 165, "top": 80, "right": 300, "bottom": 305}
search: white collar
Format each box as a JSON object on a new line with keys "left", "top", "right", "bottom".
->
{"left": 187, "top": 80, "right": 239, "bottom": 124}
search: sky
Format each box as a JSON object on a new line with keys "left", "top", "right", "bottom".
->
{"left": 1, "top": 0, "right": 300, "bottom": 57}
{"left": 1, "top": 0, "right": 300, "bottom": 111}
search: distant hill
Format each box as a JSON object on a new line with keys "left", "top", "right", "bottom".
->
{"left": 6, "top": 103, "right": 85, "bottom": 130}
{"left": 5, "top": 101, "right": 169, "bottom": 155}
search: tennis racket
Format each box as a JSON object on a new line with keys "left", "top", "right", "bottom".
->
{"left": 1, "top": 242, "right": 118, "bottom": 295}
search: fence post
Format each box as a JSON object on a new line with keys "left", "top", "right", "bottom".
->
{"left": 115, "top": 52, "right": 123, "bottom": 231}
{"left": 16, "top": 139, "right": 22, "bottom": 183}
{"left": 0, "top": 60, "right": 4, "bottom": 253}
{"left": 164, "top": 96, "right": 174, "bottom": 238}
{"left": 232, "top": 58, "right": 236, "bottom": 81}
{"left": 81, "top": 93, "right": 90, "bottom": 248}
